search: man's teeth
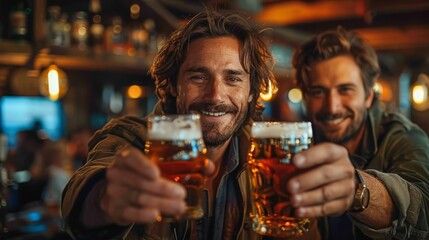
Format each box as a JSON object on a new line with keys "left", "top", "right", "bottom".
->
{"left": 202, "top": 111, "right": 226, "bottom": 117}
{"left": 324, "top": 118, "right": 344, "bottom": 124}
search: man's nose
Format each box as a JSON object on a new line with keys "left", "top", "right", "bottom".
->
{"left": 204, "top": 78, "right": 225, "bottom": 102}
{"left": 326, "top": 91, "right": 341, "bottom": 113}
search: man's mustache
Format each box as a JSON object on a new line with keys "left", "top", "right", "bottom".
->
{"left": 316, "top": 111, "right": 353, "bottom": 121}
{"left": 189, "top": 103, "right": 237, "bottom": 113}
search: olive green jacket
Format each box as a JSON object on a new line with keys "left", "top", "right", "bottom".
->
{"left": 344, "top": 107, "right": 429, "bottom": 240}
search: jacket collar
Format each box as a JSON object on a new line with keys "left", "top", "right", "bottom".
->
{"left": 350, "top": 106, "right": 382, "bottom": 169}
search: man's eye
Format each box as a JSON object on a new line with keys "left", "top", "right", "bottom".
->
{"left": 190, "top": 75, "right": 206, "bottom": 81}
{"left": 339, "top": 87, "right": 354, "bottom": 94}
{"left": 227, "top": 76, "right": 242, "bottom": 82}
{"left": 309, "top": 89, "right": 324, "bottom": 96}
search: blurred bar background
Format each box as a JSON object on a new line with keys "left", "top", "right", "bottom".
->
{"left": 0, "top": 0, "right": 428, "bottom": 239}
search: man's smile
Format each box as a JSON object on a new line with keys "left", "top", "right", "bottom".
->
{"left": 322, "top": 116, "right": 346, "bottom": 125}
{"left": 201, "top": 111, "right": 227, "bottom": 117}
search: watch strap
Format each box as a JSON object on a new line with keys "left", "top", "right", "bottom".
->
{"left": 349, "top": 169, "right": 370, "bottom": 212}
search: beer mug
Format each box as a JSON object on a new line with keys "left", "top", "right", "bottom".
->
{"left": 144, "top": 114, "right": 207, "bottom": 221}
{"left": 248, "top": 121, "right": 313, "bottom": 238}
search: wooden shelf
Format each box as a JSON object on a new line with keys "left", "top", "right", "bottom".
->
{"left": 0, "top": 40, "right": 153, "bottom": 75}
{"left": 0, "top": 40, "right": 33, "bottom": 66}
{"left": 0, "top": 40, "right": 293, "bottom": 79}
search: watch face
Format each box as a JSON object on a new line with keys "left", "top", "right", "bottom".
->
{"left": 351, "top": 184, "right": 369, "bottom": 212}
{"left": 349, "top": 170, "right": 370, "bottom": 212}
{"left": 362, "top": 187, "right": 370, "bottom": 209}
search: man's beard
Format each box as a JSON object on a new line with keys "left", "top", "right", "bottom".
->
{"left": 314, "top": 109, "right": 368, "bottom": 145}
{"left": 201, "top": 121, "right": 235, "bottom": 147}
{"left": 187, "top": 102, "right": 248, "bottom": 147}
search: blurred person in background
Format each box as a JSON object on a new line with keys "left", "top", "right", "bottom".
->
{"left": 4, "top": 140, "right": 73, "bottom": 240}
{"left": 31, "top": 139, "right": 74, "bottom": 239}
{"left": 8, "top": 129, "right": 45, "bottom": 173}
{"left": 31, "top": 139, "right": 73, "bottom": 213}
{"left": 5, "top": 129, "right": 46, "bottom": 211}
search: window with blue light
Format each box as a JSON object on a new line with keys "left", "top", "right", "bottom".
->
{"left": 0, "top": 96, "right": 65, "bottom": 148}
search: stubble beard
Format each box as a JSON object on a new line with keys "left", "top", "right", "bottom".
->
{"left": 202, "top": 109, "right": 248, "bottom": 147}
{"left": 314, "top": 109, "right": 368, "bottom": 145}
{"left": 178, "top": 101, "right": 249, "bottom": 148}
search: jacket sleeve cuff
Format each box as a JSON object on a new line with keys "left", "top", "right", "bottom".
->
{"left": 348, "top": 170, "right": 428, "bottom": 240}
{"left": 62, "top": 170, "right": 130, "bottom": 239}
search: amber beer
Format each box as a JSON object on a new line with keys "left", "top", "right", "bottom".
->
{"left": 144, "top": 114, "right": 207, "bottom": 221}
{"left": 248, "top": 122, "right": 313, "bottom": 238}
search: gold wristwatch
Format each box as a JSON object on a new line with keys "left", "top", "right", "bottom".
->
{"left": 349, "top": 170, "right": 370, "bottom": 212}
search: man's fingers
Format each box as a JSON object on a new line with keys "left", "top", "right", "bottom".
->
{"left": 295, "top": 197, "right": 352, "bottom": 218}
{"left": 105, "top": 202, "right": 160, "bottom": 225}
{"left": 106, "top": 167, "right": 186, "bottom": 199}
{"left": 293, "top": 143, "right": 349, "bottom": 169}
{"left": 102, "top": 183, "right": 187, "bottom": 225}
{"left": 115, "top": 147, "right": 160, "bottom": 180}
{"left": 288, "top": 164, "right": 354, "bottom": 193}
{"left": 128, "top": 190, "right": 186, "bottom": 215}
{"left": 102, "top": 146, "right": 211, "bottom": 225}
{"left": 105, "top": 183, "right": 186, "bottom": 210}
{"left": 290, "top": 178, "right": 355, "bottom": 207}
{"left": 119, "top": 206, "right": 160, "bottom": 224}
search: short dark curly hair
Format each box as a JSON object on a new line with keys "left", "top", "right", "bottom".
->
{"left": 292, "top": 27, "right": 380, "bottom": 100}
{"left": 150, "top": 10, "right": 276, "bottom": 122}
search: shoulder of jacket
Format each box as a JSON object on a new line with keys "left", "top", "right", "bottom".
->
{"left": 89, "top": 116, "right": 149, "bottom": 150}
{"left": 380, "top": 111, "right": 415, "bottom": 131}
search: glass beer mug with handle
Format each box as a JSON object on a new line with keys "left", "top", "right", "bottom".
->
{"left": 248, "top": 121, "right": 313, "bottom": 238}
{"left": 144, "top": 114, "right": 207, "bottom": 221}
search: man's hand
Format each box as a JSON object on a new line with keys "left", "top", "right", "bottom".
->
{"left": 99, "top": 147, "right": 214, "bottom": 225}
{"left": 287, "top": 142, "right": 356, "bottom": 217}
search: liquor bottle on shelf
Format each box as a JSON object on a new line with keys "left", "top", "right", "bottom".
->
{"left": 128, "top": 3, "right": 147, "bottom": 57}
{"left": 9, "top": 0, "right": 32, "bottom": 41}
{"left": 72, "top": 11, "right": 89, "bottom": 51}
{"left": 105, "top": 16, "right": 128, "bottom": 55}
{"left": 47, "top": 6, "right": 60, "bottom": 46}
{"left": 144, "top": 18, "right": 157, "bottom": 55}
{"left": 89, "top": 0, "right": 104, "bottom": 53}
{"left": 59, "top": 13, "right": 71, "bottom": 48}
{"left": 47, "top": 5, "right": 70, "bottom": 48}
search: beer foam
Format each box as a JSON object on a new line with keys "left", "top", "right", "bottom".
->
{"left": 148, "top": 116, "right": 202, "bottom": 140}
{"left": 251, "top": 122, "right": 313, "bottom": 139}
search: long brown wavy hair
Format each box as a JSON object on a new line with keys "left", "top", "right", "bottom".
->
{"left": 292, "top": 27, "right": 380, "bottom": 101}
{"left": 150, "top": 10, "right": 276, "bottom": 122}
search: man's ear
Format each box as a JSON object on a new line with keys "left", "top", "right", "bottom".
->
{"left": 365, "top": 89, "right": 374, "bottom": 108}
{"left": 168, "top": 85, "right": 177, "bottom": 97}
{"left": 248, "top": 93, "right": 253, "bottom": 103}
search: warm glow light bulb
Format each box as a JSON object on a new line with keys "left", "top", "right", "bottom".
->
{"left": 288, "top": 88, "right": 303, "bottom": 103}
{"left": 39, "top": 64, "right": 68, "bottom": 101}
{"left": 127, "top": 85, "right": 142, "bottom": 99}
{"left": 48, "top": 69, "right": 60, "bottom": 100}
{"left": 411, "top": 73, "right": 429, "bottom": 111}
{"left": 412, "top": 85, "right": 427, "bottom": 104}
{"left": 130, "top": 4, "right": 140, "bottom": 15}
